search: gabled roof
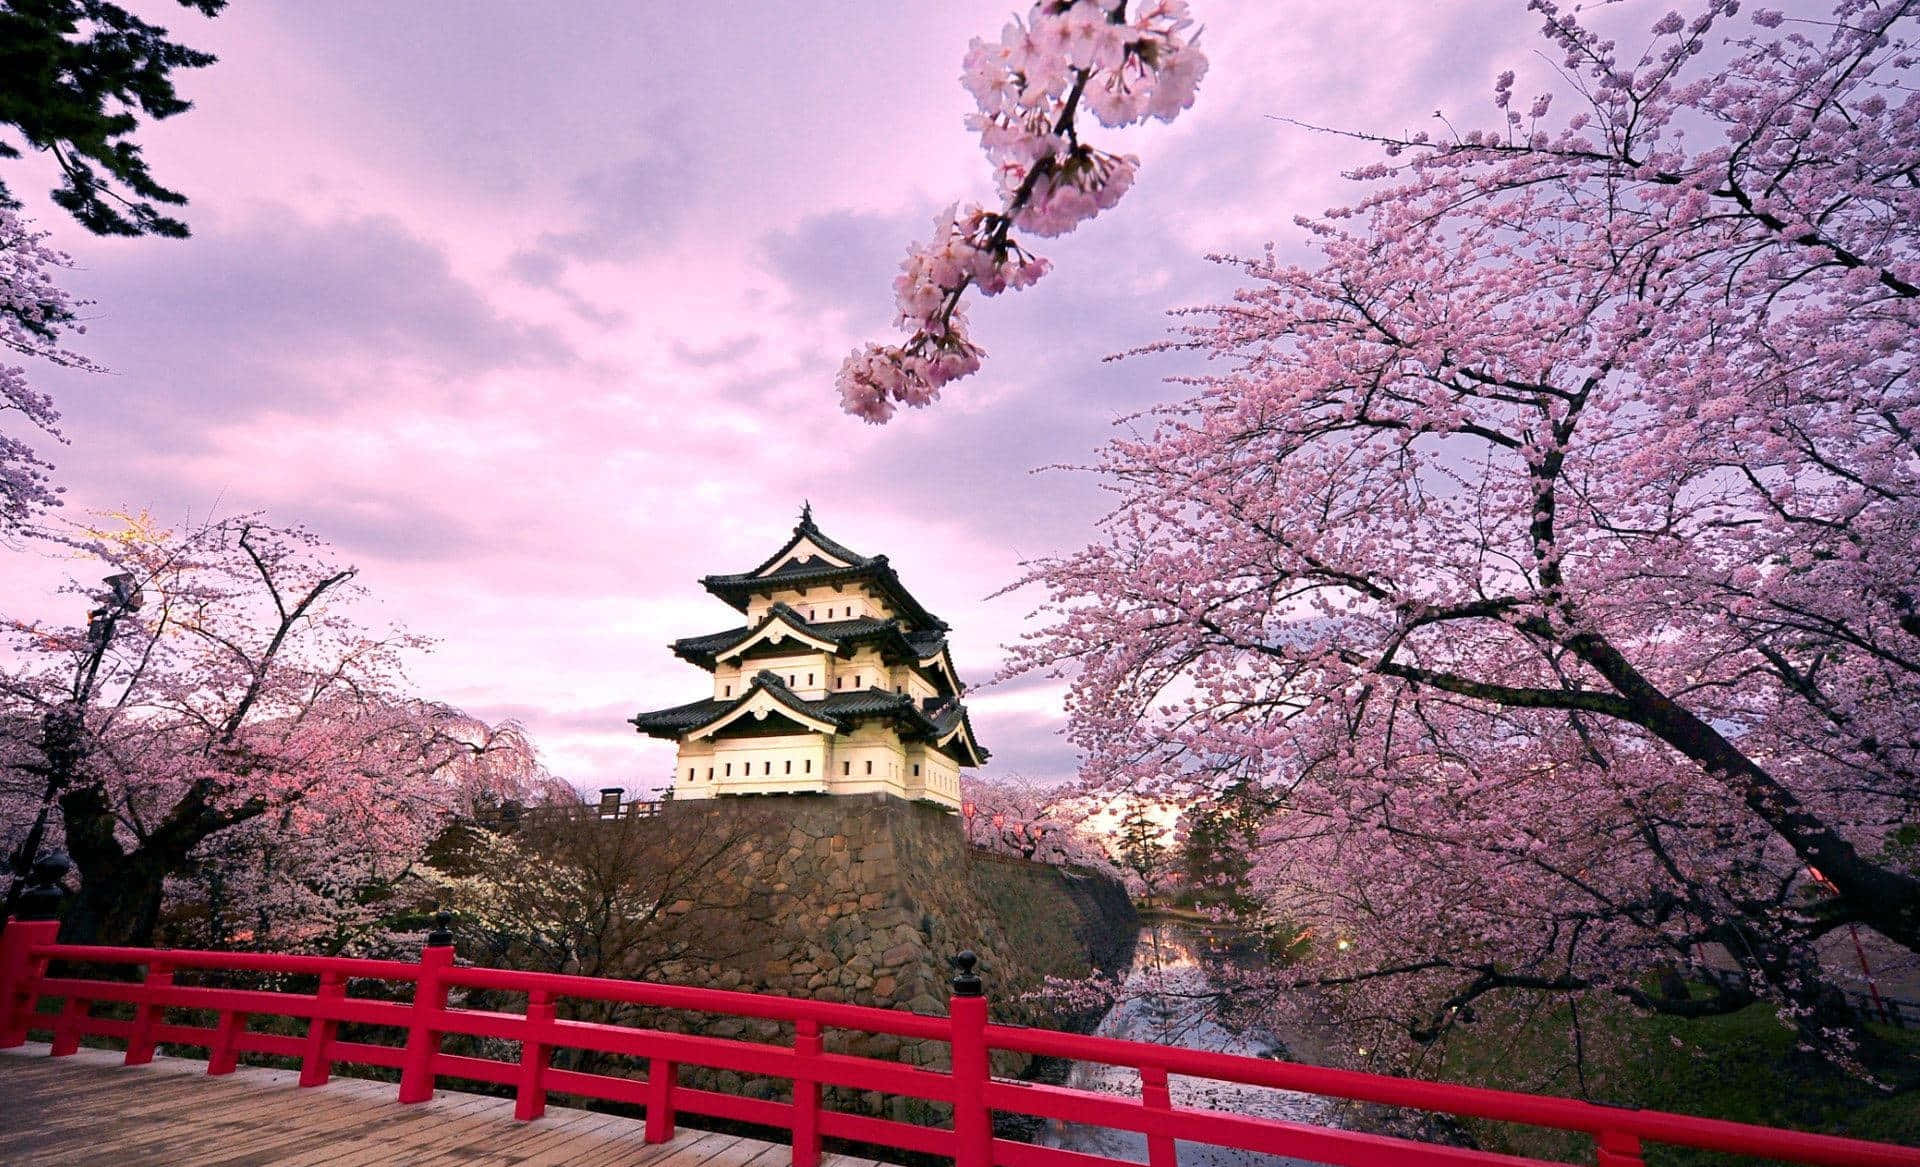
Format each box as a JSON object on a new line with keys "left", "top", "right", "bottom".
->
{"left": 925, "top": 697, "right": 989, "bottom": 765}
{"left": 670, "top": 603, "right": 959, "bottom": 693}
{"left": 914, "top": 643, "right": 962, "bottom": 696}
{"left": 631, "top": 672, "right": 987, "bottom": 763}
{"left": 741, "top": 505, "right": 873, "bottom": 578}
{"left": 670, "top": 628, "right": 748, "bottom": 665}
{"left": 700, "top": 510, "right": 947, "bottom": 632}
{"left": 631, "top": 670, "right": 839, "bottom": 742}
{"left": 904, "top": 628, "right": 947, "bottom": 657}
{"left": 629, "top": 694, "right": 733, "bottom": 738}
{"left": 711, "top": 605, "right": 839, "bottom": 665}
{"left": 684, "top": 672, "right": 842, "bottom": 740}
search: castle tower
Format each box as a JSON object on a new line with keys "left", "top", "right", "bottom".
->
{"left": 631, "top": 506, "right": 987, "bottom": 809}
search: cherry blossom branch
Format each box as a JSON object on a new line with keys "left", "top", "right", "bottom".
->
{"left": 836, "top": 1, "right": 1207, "bottom": 422}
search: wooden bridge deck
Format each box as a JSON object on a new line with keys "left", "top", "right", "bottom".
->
{"left": 0, "top": 1044, "right": 882, "bottom": 1167}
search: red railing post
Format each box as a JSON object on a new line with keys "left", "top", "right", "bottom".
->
{"left": 792, "top": 1018, "right": 823, "bottom": 1167}
{"left": 299, "top": 971, "right": 345, "bottom": 1087}
{"left": 515, "top": 989, "right": 555, "bottom": 1121}
{"left": 644, "top": 1056, "right": 678, "bottom": 1143}
{"left": 125, "top": 959, "right": 172, "bottom": 1066}
{"left": 948, "top": 950, "right": 992, "bottom": 1167}
{"left": 398, "top": 912, "right": 455, "bottom": 1104}
{"left": 0, "top": 917, "right": 61, "bottom": 1048}
{"left": 49, "top": 992, "right": 88, "bottom": 1056}
{"left": 1, "top": 854, "right": 70, "bottom": 1048}
{"left": 1597, "top": 1128, "right": 1647, "bottom": 1167}
{"left": 1140, "top": 1064, "right": 1177, "bottom": 1167}
{"left": 207, "top": 1008, "right": 248, "bottom": 1074}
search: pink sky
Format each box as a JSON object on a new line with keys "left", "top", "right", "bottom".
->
{"left": 2, "top": 2, "right": 1572, "bottom": 792}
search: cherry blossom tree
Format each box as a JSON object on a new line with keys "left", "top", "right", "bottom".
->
{"left": 0, "top": 514, "right": 547, "bottom": 946}
{"left": 1011, "top": 0, "right": 1920, "bottom": 1050}
{"left": 837, "top": 0, "right": 1206, "bottom": 422}
{"left": 165, "top": 714, "right": 554, "bottom": 953}
{"left": 962, "top": 774, "right": 1122, "bottom": 876}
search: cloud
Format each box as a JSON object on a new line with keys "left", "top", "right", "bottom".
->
{"left": 295, "top": 491, "right": 490, "bottom": 564}
{"left": 971, "top": 709, "right": 1081, "bottom": 783}
{"left": 670, "top": 335, "right": 761, "bottom": 368}
{"left": 758, "top": 209, "right": 922, "bottom": 328}
{"left": 48, "top": 208, "right": 575, "bottom": 443}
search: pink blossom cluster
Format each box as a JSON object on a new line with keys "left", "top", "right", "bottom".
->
{"left": 961, "top": 775, "right": 1122, "bottom": 877}
{"left": 0, "top": 209, "right": 96, "bottom": 533}
{"left": 837, "top": 1, "right": 1206, "bottom": 423}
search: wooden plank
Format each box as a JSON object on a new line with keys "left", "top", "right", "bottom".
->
{"left": 306, "top": 1092, "right": 515, "bottom": 1167}
{"left": 564, "top": 1128, "right": 738, "bottom": 1167}
{"left": 0, "top": 1045, "right": 849, "bottom": 1167}
{"left": 88, "top": 1084, "right": 415, "bottom": 1165}
{"left": 724, "top": 1136, "right": 805, "bottom": 1167}
{"left": 501, "top": 1108, "right": 662, "bottom": 1167}
{"left": 432, "top": 1099, "right": 664, "bottom": 1167}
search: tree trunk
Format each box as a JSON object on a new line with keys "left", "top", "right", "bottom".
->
{"left": 57, "top": 782, "right": 170, "bottom": 946}
{"left": 59, "top": 852, "right": 170, "bottom": 947}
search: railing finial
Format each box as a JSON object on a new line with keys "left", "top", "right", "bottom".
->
{"left": 426, "top": 908, "right": 454, "bottom": 949}
{"left": 18, "top": 852, "right": 70, "bottom": 921}
{"left": 949, "top": 949, "right": 983, "bottom": 997}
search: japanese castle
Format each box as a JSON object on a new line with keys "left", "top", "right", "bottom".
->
{"left": 631, "top": 507, "right": 987, "bottom": 810}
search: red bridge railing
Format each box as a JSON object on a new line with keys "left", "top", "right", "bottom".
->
{"left": 2, "top": 911, "right": 1916, "bottom": 1167}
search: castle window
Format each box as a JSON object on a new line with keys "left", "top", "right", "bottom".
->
{"left": 764, "top": 761, "right": 772, "bottom": 775}
{"left": 865, "top": 760, "right": 873, "bottom": 775}
{"left": 706, "top": 768, "right": 713, "bottom": 780}
{"left": 724, "top": 685, "right": 731, "bottom": 697}
{"left": 836, "top": 677, "right": 844, "bottom": 689}
{"left": 725, "top": 763, "right": 732, "bottom": 776}
{"left": 842, "top": 761, "right": 850, "bottom": 775}
{"left": 785, "top": 760, "right": 792, "bottom": 774}
{"left": 687, "top": 767, "right": 694, "bottom": 780}
{"left": 807, "top": 673, "right": 814, "bottom": 685}
{"left": 913, "top": 764, "right": 921, "bottom": 777}
{"left": 805, "top": 759, "right": 812, "bottom": 773}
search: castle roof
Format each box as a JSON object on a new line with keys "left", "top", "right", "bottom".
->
{"left": 631, "top": 670, "right": 987, "bottom": 765}
{"left": 699, "top": 512, "right": 947, "bottom": 631}
{"left": 669, "top": 602, "right": 960, "bottom": 694}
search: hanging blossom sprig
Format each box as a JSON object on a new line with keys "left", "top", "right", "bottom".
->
{"left": 837, "top": 0, "right": 1206, "bottom": 423}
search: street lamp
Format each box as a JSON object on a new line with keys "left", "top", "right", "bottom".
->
{"left": 86, "top": 572, "right": 142, "bottom": 646}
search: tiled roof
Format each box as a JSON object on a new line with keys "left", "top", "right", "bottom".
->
{"left": 632, "top": 672, "right": 983, "bottom": 758}
{"left": 700, "top": 556, "right": 947, "bottom": 632}
{"left": 629, "top": 696, "right": 731, "bottom": 736}
{"left": 805, "top": 615, "right": 899, "bottom": 640}
{"left": 816, "top": 689, "right": 922, "bottom": 719}
{"left": 670, "top": 605, "right": 951, "bottom": 686}
{"left": 740, "top": 512, "right": 874, "bottom": 579}
{"left": 923, "top": 697, "right": 989, "bottom": 763}
{"left": 670, "top": 627, "right": 746, "bottom": 659}
{"left": 905, "top": 628, "right": 948, "bottom": 659}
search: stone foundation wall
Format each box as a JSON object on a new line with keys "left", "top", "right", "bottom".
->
{"left": 633, "top": 793, "right": 1135, "bottom": 1115}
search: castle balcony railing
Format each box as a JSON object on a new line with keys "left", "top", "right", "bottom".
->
{"left": 2, "top": 899, "right": 1917, "bottom": 1166}
{"left": 470, "top": 796, "right": 663, "bottom": 828}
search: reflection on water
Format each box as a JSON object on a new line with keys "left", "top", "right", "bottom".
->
{"left": 1039, "top": 925, "right": 1333, "bottom": 1167}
